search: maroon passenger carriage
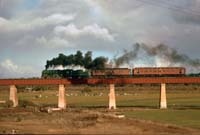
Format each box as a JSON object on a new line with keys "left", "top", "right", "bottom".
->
{"left": 91, "top": 68, "right": 131, "bottom": 77}
{"left": 91, "top": 67, "right": 186, "bottom": 77}
{"left": 133, "top": 67, "right": 186, "bottom": 77}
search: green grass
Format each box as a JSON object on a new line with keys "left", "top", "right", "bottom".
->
{"left": 1, "top": 88, "right": 200, "bottom": 108}
{"left": 124, "top": 109, "right": 200, "bottom": 129}
{"left": 1, "top": 85, "right": 200, "bottom": 129}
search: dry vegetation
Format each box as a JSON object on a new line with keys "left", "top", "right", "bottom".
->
{"left": 0, "top": 108, "right": 199, "bottom": 134}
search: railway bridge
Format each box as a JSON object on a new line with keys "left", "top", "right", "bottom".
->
{"left": 0, "top": 77, "right": 200, "bottom": 109}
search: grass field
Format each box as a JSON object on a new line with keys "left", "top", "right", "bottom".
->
{"left": 0, "top": 84, "right": 200, "bottom": 130}
{"left": 124, "top": 109, "right": 200, "bottom": 129}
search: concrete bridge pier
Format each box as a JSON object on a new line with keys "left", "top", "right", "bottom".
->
{"left": 109, "top": 84, "right": 116, "bottom": 109}
{"left": 160, "top": 83, "right": 167, "bottom": 109}
{"left": 9, "top": 85, "right": 18, "bottom": 107}
{"left": 58, "top": 84, "right": 66, "bottom": 109}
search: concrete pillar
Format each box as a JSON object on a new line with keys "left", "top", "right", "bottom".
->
{"left": 58, "top": 84, "right": 66, "bottom": 109}
{"left": 109, "top": 84, "right": 116, "bottom": 109}
{"left": 160, "top": 83, "right": 167, "bottom": 109}
{"left": 9, "top": 85, "right": 18, "bottom": 107}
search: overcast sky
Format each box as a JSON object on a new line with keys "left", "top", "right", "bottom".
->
{"left": 0, "top": 0, "right": 200, "bottom": 78}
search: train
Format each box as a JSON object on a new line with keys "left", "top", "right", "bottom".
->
{"left": 42, "top": 69, "right": 89, "bottom": 79}
{"left": 41, "top": 67, "right": 186, "bottom": 79}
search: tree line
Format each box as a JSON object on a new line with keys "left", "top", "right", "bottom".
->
{"left": 45, "top": 51, "right": 108, "bottom": 70}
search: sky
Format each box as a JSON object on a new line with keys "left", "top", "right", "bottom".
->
{"left": 0, "top": 0, "right": 200, "bottom": 78}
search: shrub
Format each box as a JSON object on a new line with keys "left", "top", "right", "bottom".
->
{"left": 33, "top": 86, "right": 45, "bottom": 91}
{"left": 3, "top": 100, "right": 13, "bottom": 108}
{"left": 15, "top": 116, "right": 22, "bottom": 122}
{"left": 81, "top": 87, "right": 92, "bottom": 93}
{"left": 18, "top": 100, "right": 36, "bottom": 108}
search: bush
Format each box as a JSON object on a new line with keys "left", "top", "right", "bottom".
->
{"left": 15, "top": 116, "right": 22, "bottom": 122}
{"left": 2, "top": 100, "right": 13, "bottom": 108}
{"left": 33, "top": 86, "right": 45, "bottom": 91}
{"left": 18, "top": 100, "right": 36, "bottom": 108}
{"left": 81, "top": 87, "right": 92, "bottom": 93}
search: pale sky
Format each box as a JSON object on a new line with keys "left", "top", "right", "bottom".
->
{"left": 0, "top": 0, "right": 200, "bottom": 78}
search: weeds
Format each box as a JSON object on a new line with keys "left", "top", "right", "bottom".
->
{"left": 1, "top": 100, "right": 14, "bottom": 108}
{"left": 18, "top": 100, "right": 36, "bottom": 108}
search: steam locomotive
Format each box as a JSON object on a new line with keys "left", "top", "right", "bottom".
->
{"left": 42, "top": 67, "right": 186, "bottom": 78}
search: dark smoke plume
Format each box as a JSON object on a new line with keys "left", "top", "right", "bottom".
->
{"left": 114, "top": 43, "right": 200, "bottom": 72}
{"left": 114, "top": 43, "right": 140, "bottom": 67}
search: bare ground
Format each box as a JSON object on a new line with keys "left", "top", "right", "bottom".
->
{"left": 0, "top": 108, "right": 199, "bottom": 135}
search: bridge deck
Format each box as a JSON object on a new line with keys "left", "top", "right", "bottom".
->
{"left": 0, "top": 77, "right": 200, "bottom": 85}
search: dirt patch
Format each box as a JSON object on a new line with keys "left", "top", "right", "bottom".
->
{"left": 0, "top": 108, "right": 199, "bottom": 134}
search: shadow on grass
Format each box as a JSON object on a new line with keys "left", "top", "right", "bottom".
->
{"left": 66, "top": 105, "right": 159, "bottom": 109}
{"left": 168, "top": 105, "right": 200, "bottom": 110}
{"left": 37, "top": 103, "right": 200, "bottom": 110}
